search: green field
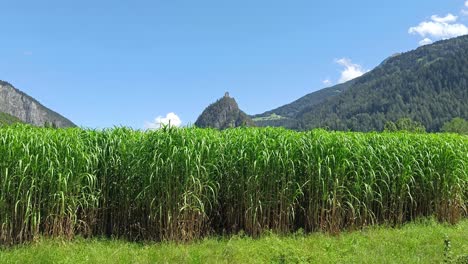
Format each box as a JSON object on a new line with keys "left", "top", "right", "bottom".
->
{"left": 1, "top": 219, "right": 467, "bottom": 264}
{"left": 0, "top": 125, "right": 466, "bottom": 246}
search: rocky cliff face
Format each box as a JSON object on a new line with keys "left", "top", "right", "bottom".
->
{"left": 195, "top": 93, "right": 255, "bottom": 129}
{"left": 0, "top": 81, "right": 75, "bottom": 127}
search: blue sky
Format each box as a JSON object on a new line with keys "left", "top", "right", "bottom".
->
{"left": 1, "top": 0, "right": 467, "bottom": 128}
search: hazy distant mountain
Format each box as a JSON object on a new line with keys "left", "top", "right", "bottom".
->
{"left": 252, "top": 35, "right": 468, "bottom": 132}
{"left": 195, "top": 92, "right": 255, "bottom": 129}
{"left": 0, "top": 81, "right": 75, "bottom": 128}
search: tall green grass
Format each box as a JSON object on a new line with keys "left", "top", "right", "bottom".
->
{"left": 0, "top": 125, "right": 466, "bottom": 244}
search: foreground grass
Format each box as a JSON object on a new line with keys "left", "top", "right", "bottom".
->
{"left": 1, "top": 219, "right": 467, "bottom": 264}
{"left": 2, "top": 126, "right": 467, "bottom": 243}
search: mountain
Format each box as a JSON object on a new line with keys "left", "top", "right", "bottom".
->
{"left": 252, "top": 80, "right": 356, "bottom": 129}
{"left": 195, "top": 92, "right": 255, "bottom": 129}
{"left": 252, "top": 35, "right": 468, "bottom": 132}
{"left": 0, "top": 81, "right": 75, "bottom": 127}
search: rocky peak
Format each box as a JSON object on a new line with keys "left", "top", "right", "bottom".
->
{"left": 195, "top": 93, "right": 254, "bottom": 129}
{"left": 0, "top": 81, "right": 75, "bottom": 128}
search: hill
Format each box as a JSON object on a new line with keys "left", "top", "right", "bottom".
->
{"left": 0, "top": 81, "right": 75, "bottom": 128}
{"left": 195, "top": 92, "right": 255, "bottom": 129}
{"left": 253, "top": 35, "right": 468, "bottom": 132}
{"left": 0, "top": 112, "right": 23, "bottom": 125}
{"left": 252, "top": 81, "right": 355, "bottom": 129}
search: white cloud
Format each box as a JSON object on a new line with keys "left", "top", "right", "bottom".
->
{"left": 336, "top": 58, "right": 367, "bottom": 83}
{"left": 409, "top": 21, "right": 468, "bottom": 38}
{"left": 419, "top": 38, "right": 433, "bottom": 46}
{"left": 462, "top": 9, "right": 468, "bottom": 16}
{"left": 465, "top": 0, "right": 468, "bottom": 7}
{"left": 430, "top": 14, "right": 457, "bottom": 23}
{"left": 409, "top": 13, "right": 468, "bottom": 45}
{"left": 322, "top": 79, "right": 332, "bottom": 86}
{"left": 145, "top": 112, "right": 182, "bottom": 129}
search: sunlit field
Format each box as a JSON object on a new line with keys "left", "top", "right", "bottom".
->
{"left": 0, "top": 125, "right": 466, "bottom": 246}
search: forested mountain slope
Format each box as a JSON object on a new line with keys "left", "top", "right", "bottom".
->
{"left": 254, "top": 35, "right": 468, "bottom": 132}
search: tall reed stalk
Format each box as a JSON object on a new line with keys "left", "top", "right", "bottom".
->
{"left": 0, "top": 125, "right": 466, "bottom": 244}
